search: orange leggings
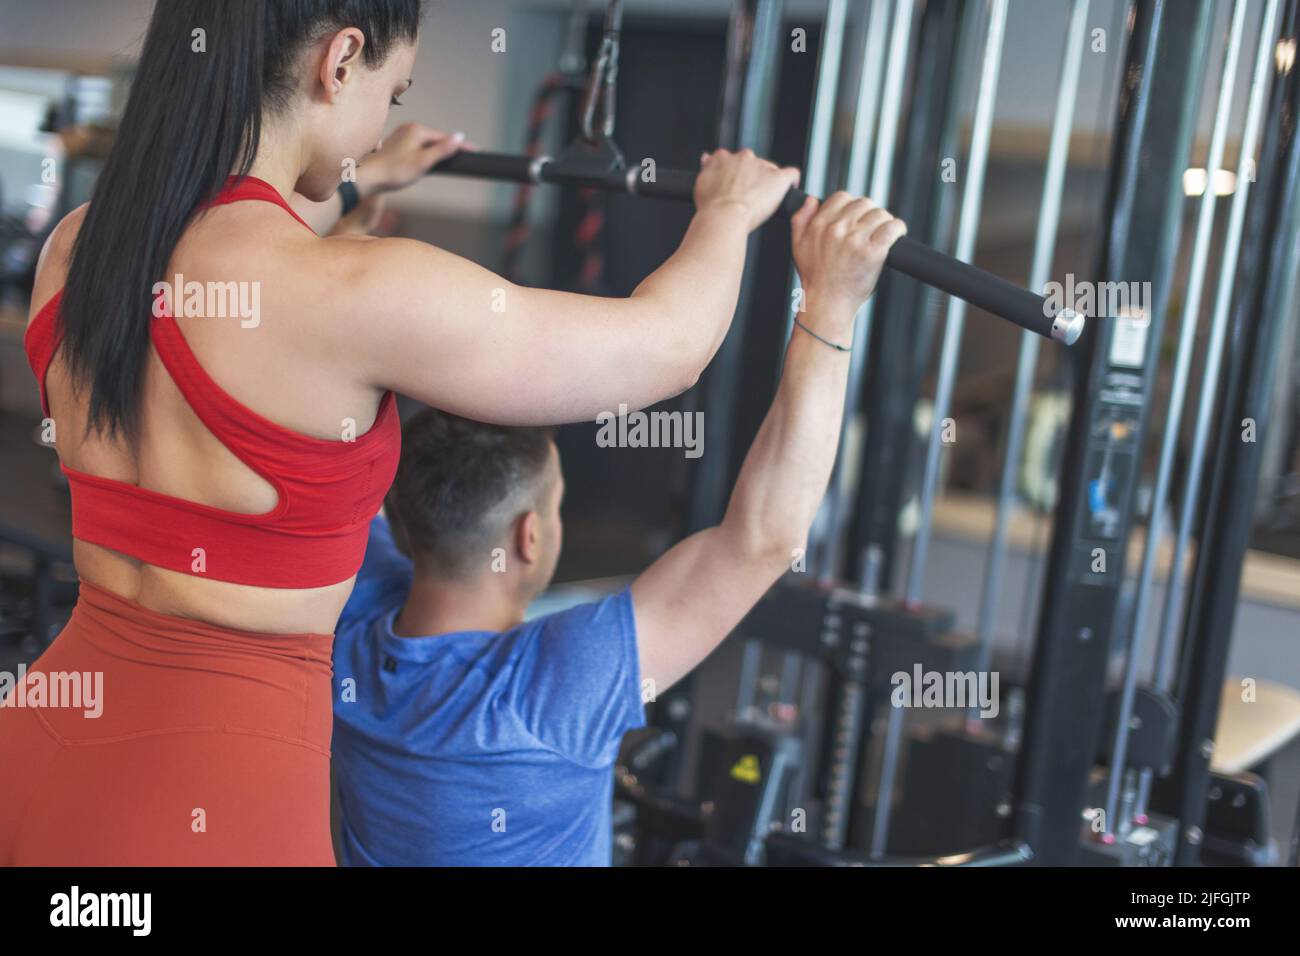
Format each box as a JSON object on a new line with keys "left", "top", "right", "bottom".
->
{"left": 0, "top": 579, "right": 335, "bottom": 865}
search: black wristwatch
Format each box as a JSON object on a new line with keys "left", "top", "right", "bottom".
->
{"left": 338, "top": 179, "right": 361, "bottom": 217}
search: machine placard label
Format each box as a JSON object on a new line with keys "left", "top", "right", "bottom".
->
{"left": 1109, "top": 313, "right": 1150, "bottom": 368}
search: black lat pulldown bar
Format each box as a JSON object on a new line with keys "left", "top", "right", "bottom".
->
{"left": 429, "top": 149, "right": 1085, "bottom": 345}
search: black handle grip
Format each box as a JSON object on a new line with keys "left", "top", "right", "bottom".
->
{"left": 432, "top": 150, "right": 535, "bottom": 184}
{"left": 429, "top": 151, "right": 1083, "bottom": 344}
{"left": 635, "top": 168, "right": 700, "bottom": 201}
{"left": 769, "top": 187, "right": 1070, "bottom": 342}
{"left": 885, "top": 235, "right": 1068, "bottom": 341}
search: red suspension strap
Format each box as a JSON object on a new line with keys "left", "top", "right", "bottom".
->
{"left": 502, "top": 1, "right": 609, "bottom": 292}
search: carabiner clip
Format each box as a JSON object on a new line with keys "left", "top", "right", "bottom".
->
{"left": 578, "top": 0, "right": 623, "bottom": 144}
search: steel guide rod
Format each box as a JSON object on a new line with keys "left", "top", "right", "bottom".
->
{"left": 1168, "top": 0, "right": 1300, "bottom": 861}
{"left": 972, "top": 0, "right": 1090, "bottom": 700}
{"left": 779, "top": 0, "right": 850, "bottom": 824}
{"left": 814, "top": 0, "right": 908, "bottom": 583}
{"left": 842, "top": 0, "right": 893, "bottom": 199}
{"left": 842, "top": 0, "right": 975, "bottom": 592}
{"left": 777, "top": 0, "right": 849, "bottom": 360}
{"left": 691, "top": 0, "right": 788, "bottom": 533}
{"left": 867, "top": 0, "right": 1010, "bottom": 859}
{"left": 903, "top": 0, "right": 1010, "bottom": 608}
{"left": 702, "top": 0, "right": 788, "bottom": 721}
{"left": 1102, "top": 0, "right": 1250, "bottom": 834}
{"left": 765, "top": 0, "right": 850, "bottom": 591}
{"left": 1135, "top": 0, "right": 1282, "bottom": 822}
{"left": 816, "top": 0, "right": 915, "bottom": 855}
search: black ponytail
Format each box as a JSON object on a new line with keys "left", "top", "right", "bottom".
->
{"left": 60, "top": 0, "right": 421, "bottom": 439}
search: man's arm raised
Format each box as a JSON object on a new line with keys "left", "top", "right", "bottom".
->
{"left": 631, "top": 193, "right": 907, "bottom": 692}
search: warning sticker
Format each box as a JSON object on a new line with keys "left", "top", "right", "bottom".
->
{"left": 730, "top": 754, "right": 762, "bottom": 784}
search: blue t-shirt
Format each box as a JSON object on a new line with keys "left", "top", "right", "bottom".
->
{"left": 331, "top": 516, "right": 645, "bottom": 866}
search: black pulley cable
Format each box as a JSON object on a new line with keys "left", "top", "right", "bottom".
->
{"left": 429, "top": 150, "right": 1085, "bottom": 344}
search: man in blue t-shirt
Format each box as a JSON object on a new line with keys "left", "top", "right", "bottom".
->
{"left": 331, "top": 189, "right": 906, "bottom": 865}
{"left": 333, "top": 509, "right": 641, "bottom": 866}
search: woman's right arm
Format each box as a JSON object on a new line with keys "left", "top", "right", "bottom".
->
{"left": 325, "top": 150, "right": 799, "bottom": 426}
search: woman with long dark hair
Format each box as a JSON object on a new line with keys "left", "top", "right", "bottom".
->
{"left": 0, "top": 0, "right": 799, "bottom": 864}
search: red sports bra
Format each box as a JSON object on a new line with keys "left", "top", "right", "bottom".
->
{"left": 23, "top": 176, "right": 402, "bottom": 588}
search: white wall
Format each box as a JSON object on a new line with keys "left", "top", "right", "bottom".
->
{"left": 0, "top": 0, "right": 568, "bottom": 217}
{"left": 0, "top": 0, "right": 156, "bottom": 58}
{"left": 405, "top": 1, "right": 564, "bottom": 217}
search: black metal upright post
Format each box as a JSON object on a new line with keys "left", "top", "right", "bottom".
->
{"left": 1168, "top": 0, "right": 1300, "bottom": 866}
{"left": 1010, "top": 0, "right": 1213, "bottom": 865}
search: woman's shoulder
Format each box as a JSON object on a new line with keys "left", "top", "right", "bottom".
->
{"left": 42, "top": 202, "right": 89, "bottom": 265}
{"left": 28, "top": 203, "right": 88, "bottom": 326}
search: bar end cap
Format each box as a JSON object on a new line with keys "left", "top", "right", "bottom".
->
{"left": 1052, "top": 308, "right": 1084, "bottom": 345}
